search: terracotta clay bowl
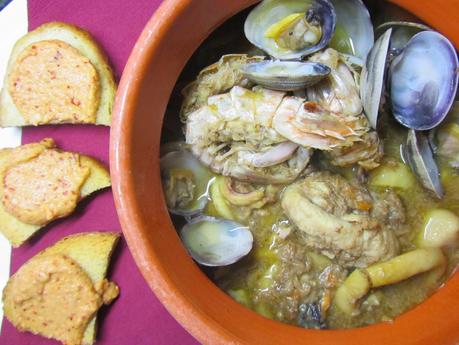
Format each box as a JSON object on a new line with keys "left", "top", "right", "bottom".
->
{"left": 110, "top": 1, "right": 459, "bottom": 344}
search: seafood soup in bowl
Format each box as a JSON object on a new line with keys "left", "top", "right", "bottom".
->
{"left": 161, "top": 0, "right": 459, "bottom": 330}
{"left": 112, "top": 0, "right": 459, "bottom": 343}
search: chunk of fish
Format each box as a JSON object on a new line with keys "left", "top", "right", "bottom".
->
{"left": 281, "top": 172, "right": 401, "bottom": 267}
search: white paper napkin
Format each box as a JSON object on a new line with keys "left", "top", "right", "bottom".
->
{"left": 0, "top": 0, "right": 27, "bottom": 331}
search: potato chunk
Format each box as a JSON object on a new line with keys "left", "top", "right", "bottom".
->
{"left": 370, "top": 162, "right": 415, "bottom": 190}
{"left": 417, "top": 209, "right": 459, "bottom": 248}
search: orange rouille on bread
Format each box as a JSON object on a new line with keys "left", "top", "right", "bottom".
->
{"left": 0, "top": 22, "right": 116, "bottom": 127}
{"left": 0, "top": 138, "right": 111, "bottom": 246}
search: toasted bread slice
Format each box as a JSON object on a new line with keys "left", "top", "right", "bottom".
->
{"left": 3, "top": 232, "right": 120, "bottom": 345}
{"left": 0, "top": 21, "right": 116, "bottom": 127}
{"left": 79, "top": 155, "right": 112, "bottom": 198}
{"left": 0, "top": 139, "right": 111, "bottom": 247}
{"left": 37, "top": 232, "right": 120, "bottom": 345}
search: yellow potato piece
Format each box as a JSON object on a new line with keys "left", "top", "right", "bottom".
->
{"left": 370, "top": 162, "right": 416, "bottom": 190}
{"left": 416, "top": 209, "right": 459, "bottom": 248}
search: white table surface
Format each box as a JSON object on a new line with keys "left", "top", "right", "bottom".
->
{"left": 0, "top": 0, "right": 27, "bottom": 331}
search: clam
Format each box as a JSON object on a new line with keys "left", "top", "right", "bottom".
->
{"left": 329, "top": 0, "right": 374, "bottom": 64}
{"left": 362, "top": 28, "right": 458, "bottom": 131}
{"left": 375, "top": 21, "right": 431, "bottom": 55}
{"left": 360, "top": 28, "right": 392, "bottom": 129}
{"left": 160, "top": 148, "right": 214, "bottom": 216}
{"left": 244, "top": 0, "right": 336, "bottom": 60}
{"left": 390, "top": 31, "right": 459, "bottom": 130}
{"left": 180, "top": 216, "right": 253, "bottom": 266}
{"left": 240, "top": 60, "right": 331, "bottom": 91}
{"left": 403, "top": 130, "right": 444, "bottom": 198}
{"left": 361, "top": 27, "right": 458, "bottom": 196}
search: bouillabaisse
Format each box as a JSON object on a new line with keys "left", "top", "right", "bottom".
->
{"left": 160, "top": 0, "right": 459, "bottom": 329}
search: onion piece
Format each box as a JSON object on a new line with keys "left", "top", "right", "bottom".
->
{"left": 218, "top": 177, "right": 265, "bottom": 206}
{"left": 333, "top": 248, "right": 446, "bottom": 315}
{"left": 210, "top": 177, "right": 235, "bottom": 220}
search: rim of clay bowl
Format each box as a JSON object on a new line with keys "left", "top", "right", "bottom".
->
{"left": 111, "top": 0, "right": 459, "bottom": 344}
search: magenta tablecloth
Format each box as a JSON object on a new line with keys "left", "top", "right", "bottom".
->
{"left": 1, "top": 0, "right": 199, "bottom": 344}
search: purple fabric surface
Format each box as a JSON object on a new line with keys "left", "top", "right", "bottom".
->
{"left": 1, "top": 0, "right": 198, "bottom": 344}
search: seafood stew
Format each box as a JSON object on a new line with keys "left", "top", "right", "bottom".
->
{"left": 160, "top": 0, "right": 459, "bottom": 329}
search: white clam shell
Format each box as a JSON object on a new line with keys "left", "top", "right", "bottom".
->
{"left": 180, "top": 216, "right": 254, "bottom": 266}
{"left": 160, "top": 148, "right": 214, "bottom": 216}
{"left": 404, "top": 130, "right": 443, "bottom": 198}
{"left": 390, "top": 31, "right": 459, "bottom": 130}
{"left": 360, "top": 28, "right": 392, "bottom": 129}
{"left": 244, "top": 0, "right": 336, "bottom": 60}
{"left": 240, "top": 60, "right": 330, "bottom": 91}
{"left": 330, "top": 0, "right": 374, "bottom": 61}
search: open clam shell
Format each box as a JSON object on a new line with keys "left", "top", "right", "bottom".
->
{"left": 160, "top": 148, "right": 214, "bottom": 216}
{"left": 404, "top": 130, "right": 444, "bottom": 198}
{"left": 244, "top": 0, "right": 336, "bottom": 60}
{"left": 360, "top": 28, "right": 392, "bottom": 129}
{"left": 329, "top": 0, "right": 374, "bottom": 63}
{"left": 390, "top": 31, "right": 459, "bottom": 130}
{"left": 375, "top": 21, "right": 430, "bottom": 55}
{"left": 180, "top": 216, "right": 254, "bottom": 266}
{"left": 240, "top": 60, "right": 331, "bottom": 91}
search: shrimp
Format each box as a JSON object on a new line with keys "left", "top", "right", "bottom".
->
{"left": 272, "top": 99, "right": 366, "bottom": 150}
{"left": 304, "top": 48, "right": 383, "bottom": 163}
{"left": 326, "top": 132, "right": 384, "bottom": 170}
{"left": 308, "top": 48, "right": 363, "bottom": 117}
{"left": 185, "top": 86, "right": 312, "bottom": 183}
{"left": 183, "top": 51, "right": 377, "bottom": 179}
{"left": 272, "top": 49, "right": 371, "bottom": 150}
